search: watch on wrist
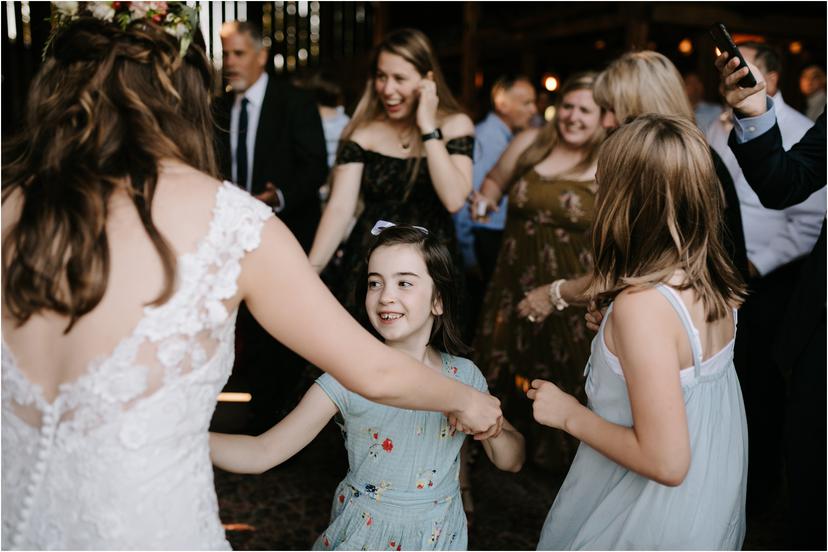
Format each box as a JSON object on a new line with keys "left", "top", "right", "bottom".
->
{"left": 421, "top": 128, "right": 443, "bottom": 142}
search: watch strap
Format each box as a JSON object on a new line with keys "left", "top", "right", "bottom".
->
{"left": 421, "top": 128, "right": 443, "bottom": 142}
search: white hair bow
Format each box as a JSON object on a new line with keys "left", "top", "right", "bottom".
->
{"left": 370, "top": 220, "right": 429, "bottom": 236}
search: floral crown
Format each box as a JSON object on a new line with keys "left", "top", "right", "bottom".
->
{"left": 48, "top": 1, "right": 199, "bottom": 59}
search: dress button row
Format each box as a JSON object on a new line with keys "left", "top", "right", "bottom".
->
{"left": 14, "top": 409, "right": 59, "bottom": 548}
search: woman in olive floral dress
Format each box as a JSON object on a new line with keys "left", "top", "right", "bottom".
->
{"left": 471, "top": 73, "right": 605, "bottom": 472}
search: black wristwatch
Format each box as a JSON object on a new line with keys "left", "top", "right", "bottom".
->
{"left": 421, "top": 128, "right": 443, "bottom": 142}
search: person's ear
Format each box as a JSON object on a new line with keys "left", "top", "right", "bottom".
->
{"left": 431, "top": 293, "right": 444, "bottom": 317}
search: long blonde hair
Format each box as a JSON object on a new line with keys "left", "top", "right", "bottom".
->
{"left": 593, "top": 51, "right": 695, "bottom": 124}
{"left": 508, "top": 72, "right": 605, "bottom": 188}
{"left": 588, "top": 114, "right": 745, "bottom": 321}
{"left": 340, "top": 28, "right": 464, "bottom": 186}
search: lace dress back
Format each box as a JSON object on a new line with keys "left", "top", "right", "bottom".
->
{"left": 2, "top": 182, "right": 273, "bottom": 550}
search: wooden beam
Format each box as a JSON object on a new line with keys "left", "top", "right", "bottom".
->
{"left": 650, "top": 3, "right": 825, "bottom": 39}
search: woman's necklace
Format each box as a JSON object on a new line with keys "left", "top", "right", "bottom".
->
{"left": 396, "top": 127, "right": 413, "bottom": 150}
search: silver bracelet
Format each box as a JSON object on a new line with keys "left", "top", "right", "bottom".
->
{"left": 548, "top": 279, "right": 569, "bottom": 311}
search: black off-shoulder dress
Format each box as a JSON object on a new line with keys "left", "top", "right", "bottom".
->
{"left": 330, "top": 136, "right": 474, "bottom": 314}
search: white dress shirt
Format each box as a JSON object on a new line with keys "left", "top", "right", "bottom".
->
{"left": 705, "top": 92, "right": 826, "bottom": 276}
{"left": 230, "top": 72, "right": 268, "bottom": 193}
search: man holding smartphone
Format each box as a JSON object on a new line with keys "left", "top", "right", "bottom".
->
{"left": 716, "top": 50, "right": 826, "bottom": 551}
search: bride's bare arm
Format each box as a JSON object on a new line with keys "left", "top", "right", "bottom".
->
{"left": 236, "top": 216, "right": 502, "bottom": 436}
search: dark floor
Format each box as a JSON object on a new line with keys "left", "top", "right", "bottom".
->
{"left": 212, "top": 403, "right": 791, "bottom": 550}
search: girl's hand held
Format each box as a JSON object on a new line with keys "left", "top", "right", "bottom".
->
{"left": 451, "top": 387, "right": 502, "bottom": 435}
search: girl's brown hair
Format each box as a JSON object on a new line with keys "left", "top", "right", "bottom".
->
{"left": 508, "top": 72, "right": 605, "bottom": 188}
{"left": 588, "top": 114, "right": 746, "bottom": 321}
{"left": 2, "top": 15, "right": 216, "bottom": 332}
{"left": 339, "top": 28, "right": 465, "bottom": 188}
{"left": 356, "top": 225, "right": 470, "bottom": 356}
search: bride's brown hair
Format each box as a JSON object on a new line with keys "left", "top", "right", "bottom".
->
{"left": 588, "top": 114, "right": 746, "bottom": 321}
{"left": 2, "top": 15, "right": 216, "bottom": 332}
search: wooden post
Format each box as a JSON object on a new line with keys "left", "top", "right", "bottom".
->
{"left": 372, "top": 1, "right": 389, "bottom": 47}
{"left": 624, "top": 3, "right": 649, "bottom": 51}
{"left": 461, "top": 1, "right": 479, "bottom": 113}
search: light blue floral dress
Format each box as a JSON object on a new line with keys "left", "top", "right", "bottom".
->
{"left": 313, "top": 352, "right": 488, "bottom": 551}
{"left": 538, "top": 285, "right": 748, "bottom": 550}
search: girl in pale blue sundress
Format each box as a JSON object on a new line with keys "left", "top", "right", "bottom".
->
{"left": 211, "top": 223, "right": 524, "bottom": 550}
{"left": 528, "top": 115, "right": 749, "bottom": 550}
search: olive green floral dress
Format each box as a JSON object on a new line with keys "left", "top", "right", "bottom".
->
{"left": 473, "top": 169, "right": 597, "bottom": 473}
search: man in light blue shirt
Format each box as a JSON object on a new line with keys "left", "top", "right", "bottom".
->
{"left": 454, "top": 75, "right": 537, "bottom": 285}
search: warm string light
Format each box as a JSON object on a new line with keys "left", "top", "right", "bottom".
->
{"left": 237, "top": 1, "right": 247, "bottom": 22}
{"left": 309, "top": 0, "right": 319, "bottom": 61}
{"left": 6, "top": 1, "right": 17, "bottom": 43}
{"left": 286, "top": 1, "right": 296, "bottom": 72}
{"left": 20, "top": 0, "right": 30, "bottom": 46}
{"left": 297, "top": 0, "right": 308, "bottom": 67}
{"left": 218, "top": 392, "right": 252, "bottom": 403}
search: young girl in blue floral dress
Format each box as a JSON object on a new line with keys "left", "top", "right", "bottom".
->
{"left": 210, "top": 223, "right": 525, "bottom": 550}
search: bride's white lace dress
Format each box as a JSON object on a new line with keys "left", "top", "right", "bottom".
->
{"left": 2, "top": 183, "right": 272, "bottom": 550}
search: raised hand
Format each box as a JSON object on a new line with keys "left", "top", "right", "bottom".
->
{"left": 416, "top": 76, "right": 439, "bottom": 133}
{"left": 526, "top": 378, "right": 581, "bottom": 430}
{"left": 714, "top": 52, "right": 767, "bottom": 117}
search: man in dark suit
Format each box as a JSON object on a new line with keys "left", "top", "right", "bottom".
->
{"left": 718, "top": 52, "right": 826, "bottom": 550}
{"left": 216, "top": 21, "right": 328, "bottom": 434}
{"left": 216, "top": 20, "right": 328, "bottom": 251}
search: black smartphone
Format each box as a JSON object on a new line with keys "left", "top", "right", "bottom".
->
{"left": 709, "top": 22, "right": 757, "bottom": 88}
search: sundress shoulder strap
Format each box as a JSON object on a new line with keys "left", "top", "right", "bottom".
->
{"left": 654, "top": 285, "right": 703, "bottom": 378}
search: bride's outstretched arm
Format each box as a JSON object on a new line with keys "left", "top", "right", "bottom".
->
{"left": 210, "top": 384, "right": 337, "bottom": 474}
{"left": 236, "top": 216, "right": 502, "bottom": 438}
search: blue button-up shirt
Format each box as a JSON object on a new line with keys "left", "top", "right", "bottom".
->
{"left": 453, "top": 112, "right": 514, "bottom": 268}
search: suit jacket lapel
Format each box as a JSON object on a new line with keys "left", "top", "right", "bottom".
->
{"left": 215, "top": 94, "right": 233, "bottom": 182}
{"left": 252, "top": 78, "right": 283, "bottom": 194}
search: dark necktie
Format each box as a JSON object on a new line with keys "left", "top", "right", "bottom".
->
{"left": 237, "top": 97, "right": 249, "bottom": 191}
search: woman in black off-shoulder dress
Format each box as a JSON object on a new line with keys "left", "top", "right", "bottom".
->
{"left": 308, "top": 28, "right": 475, "bottom": 315}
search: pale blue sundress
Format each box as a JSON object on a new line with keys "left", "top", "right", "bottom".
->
{"left": 538, "top": 285, "right": 748, "bottom": 550}
{"left": 313, "top": 352, "right": 488, "bottom": 551}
